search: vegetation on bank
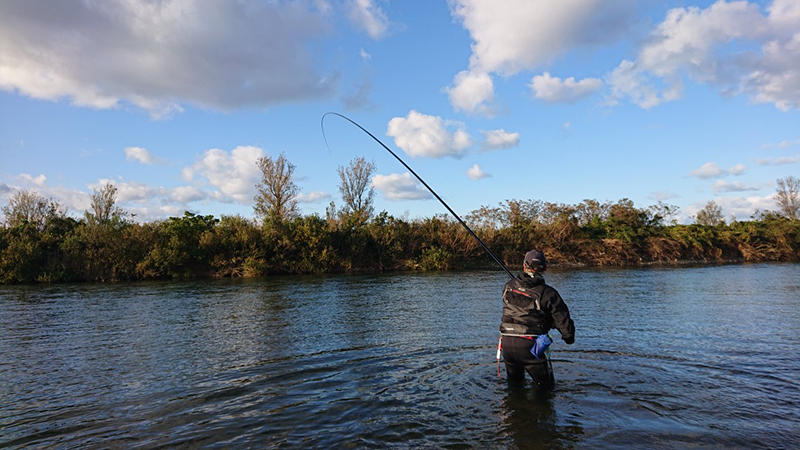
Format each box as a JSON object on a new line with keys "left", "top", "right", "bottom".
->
{"left": 1, "top": 198, "right": 798, "bottom": 284}
{"left": 1, "top": 154, "right": 798, "bottom": 284}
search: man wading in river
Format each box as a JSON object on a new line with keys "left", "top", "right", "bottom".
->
{"left": 500, "top": 249, "right": 575, "bottom": 388}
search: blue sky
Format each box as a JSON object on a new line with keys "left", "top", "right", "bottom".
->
{"left": 1, "top": 0, "right": 798, "bottom": 224}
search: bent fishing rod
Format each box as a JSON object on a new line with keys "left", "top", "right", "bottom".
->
{"left": 321, "top": 112, "right": 515, "bottom": 280}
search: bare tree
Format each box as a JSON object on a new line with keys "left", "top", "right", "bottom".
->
{"left": 85, "top": 183, "right": 127, "bottom": 225}
{"left": 337, "top": 156, "right": 376, "bottom": 224}
{"left": 1, "top": 190, "right": 66, "bottom": 230}
{"left": 775, "top": 176, "right": 799, "bottom": 220}
{"left": 648, "top": 202, "right": 680, "bottom": 226}
{"left": 254, "top": 152, "right": 299, "bottom": 224}
{"left": 695, "top": 200, "right": 724, "bottom": 226}
{"left": 575, "top": 199, "right": 609, "bottom": 227}
{"left": 325, "top": 201, "right": 338, "bottom": 226}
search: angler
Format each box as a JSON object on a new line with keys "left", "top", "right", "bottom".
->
{"left": 499, "top": 249, "right": 575, "bottom": 388}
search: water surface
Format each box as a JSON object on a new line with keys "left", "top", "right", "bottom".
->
{"left": 1, "top": 263, "right": 798, "bottom": 448}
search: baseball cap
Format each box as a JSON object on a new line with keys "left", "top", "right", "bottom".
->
{"left": 524, "top": 249, "right": 547, "bottom": 268}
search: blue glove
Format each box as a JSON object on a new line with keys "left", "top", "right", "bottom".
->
{"left": 531, "top": 334, "right": 553, "bottom": 359}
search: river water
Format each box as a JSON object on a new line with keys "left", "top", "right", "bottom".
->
{"left": 1, "top": 263, "right": 798, "bottom": 449}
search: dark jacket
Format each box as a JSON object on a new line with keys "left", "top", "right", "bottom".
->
{"left": 499, "top": 272, "right": 575, "bottom": 344}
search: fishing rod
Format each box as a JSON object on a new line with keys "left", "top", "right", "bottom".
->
{"left": 321, "top": 112, "right": 515, "bottom": 279}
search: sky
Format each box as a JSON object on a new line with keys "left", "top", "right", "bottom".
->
{"left": 1, "top": 0, "right": 799, "bottom": 225}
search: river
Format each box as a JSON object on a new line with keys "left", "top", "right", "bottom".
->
{"left": 1, "top": 263, "right": 798, "bottom": 449}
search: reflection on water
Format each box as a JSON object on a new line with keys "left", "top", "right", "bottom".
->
{"left": 501, "top": 387, "right": 584, "bottom": 450}
{"left": 1, "top": 263, "right": 799, "bottom": 448}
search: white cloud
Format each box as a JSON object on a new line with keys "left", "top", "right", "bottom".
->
{"left": 606, "top": 60, "right": 683, "bottom": 109}
{"left": 755, "top": 153, "right": 800, "bottom": 165}
{"left": 87, "top": 177, "right": 229, "bottom": 222}
{"left": 88, "top": 178, "right": 214, "bottom": 221}
{"left": 297, "top": 191, "right": 332, "bottom": 203}
{"left": 182, "top": 146, "right": 265, "bottom": 204}
{"left": 0, "top": 0, "right": 335, "bottom": 117}
{"left": 386, "top": 110, "right": 473, "bottom": 158}
{"left": 2, "top": 178, "right": 89, "bottom": 216}
{"left": 607, "top": 0, "right": 800, "bottom": 110}
{"left": 648, "top": 191, "right": 679, "bottom": 201}
{"left": 689, "top": 162, "right": 747, "bottom": 179}
{"left": 728, "top": 163, "right": 747, "bottom": 175}
{"left": 466, "top": 164, "right": 490, "bottom": 180}
{"left": 2, "top": 173, "right": 249, "bottom": 224}
{"left": 447, "top": 0, "right": 636, "bottom": 112}
{"left": 712, "top": 180, "right": 760, "bottom": 193}
{"left": 449, "top": 0, "right": 637, "bottom": 75}
{"left": 530, "top": 72, "right": 604, "bottom": 103}
{"left": 746, "top": 0, "right": 800, "bottom": 111}
{"left": 371, "top": 172, "right": 431, "bottom": 201}
{"left": 20, "top": 173, "right": 47, "bottom": 187}
{"left": 103, "top": 179, "right": 163, "bottom": 204}
{"left": 690, "top": 162, "right": 725, "bottom": 179}
{"left": 761, "top": 138, "right": 800, "bottom": 149}
{"left": 169, "top": 186, "right": 208, "bottom": 203}
{"left": 481, "top": 129, "right": 519, "bottom": 151}
{"left": 347, "top": 0, "right": 390, "bottom": 39}
{"left": 124, "top": 146, "right": 159, "bottom": 165}
{"left": 359, "top": 48, "right": 372, "bottom": 60}
{"left": 445, "top": 70, "right": 495, "bottom": 114}
{"left": 685, "top": 194, "right": 777, "bottom": 222}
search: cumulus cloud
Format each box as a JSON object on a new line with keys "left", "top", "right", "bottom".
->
{"left": 2, "top": 172, "right": 260, "bottom": 224}
{"left": 371, "top": 172, "right": 431, "bottom": 201}
{"left": 447, "top": 0, "right": 800, "bottom": 111}
{"left": 446, "top": 0, "right": 636, "bottom": 112}
{"left": 347, "top": 0, "right": 390, "bottom": 39}
{"left": 0, "top": 0, "right": 335, "bottom": 117}
{"left": 20, "top": 173, "right": 47, "bottom": 187}
{"left": 445, "top": 70, "right": 495, "bottom": 114}
{"left": 182, "top": 146, "right": 265, "bottom": 204}
{"left": 690, "top": 162, "right": 724, "bottom": 179}
{"left": 761, "top": 138, "right": 800, "bottom": 150}
{"left": 684, "top": 194, "right": 777, "bottom": 222}
{"left": 450, "top": 0, "right": 637, "bottom": 75}
{"left": 386, "top": 110, "right": 473, "bottom": 158}
{"left": 124, "top": 146, "right": 160, "bottom": 165}
{"left": 466, "top": 164, "right": 490, "bottom": 180}
{"left": 607, "top": 0, "right": 800, "bottom": 110}
{"left": 297, "top": 191, "right": 332, "bottom": 203}
{"left": 101, "top": 179, "right": 164, "bottom": 204}
{"left": 530, "top": 72, "right": 604, "bottom": 103}
{"left": 648, "top": 191, "right": 679, "bottom": 201}
{"left": 1, "top": 179, "right": 98, "bottom": 220}
{"left": 481, "top": 129, "right": 519, "bottom": 151}
{"left": 755, "top": 153, "right": 800, "bottom": 165}
{"left": 712, "top": 180, "right": 760, "bottom": 193}
{"left": 85, "top": 178, "right": 218, "bottom": 221}
{"left": 689, "top": 162, "right": 747, "bottom": 179}
{"left": 606, "top": 60, "right": 683, "bottom": 109}
{"left": 168, "top": 186, "right": 208, "bottom": 204}
{"left": 728, "top": 163, "right": 747, "bottom": 175}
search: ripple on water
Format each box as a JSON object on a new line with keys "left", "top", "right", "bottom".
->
{"left": 2, "top": 265, "right": 799, "bottom": 448}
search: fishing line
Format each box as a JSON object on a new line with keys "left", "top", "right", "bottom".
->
{"left": 321, "top": 112, "right": 514, "bottom": 279}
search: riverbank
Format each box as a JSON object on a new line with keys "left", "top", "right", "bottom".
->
{"left": 2, "top": 209, "right": 798, "bottom": 284}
